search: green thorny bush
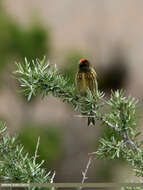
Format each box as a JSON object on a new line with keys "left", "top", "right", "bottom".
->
{"left": 15, "top": 57, "right": 143, "bottom": 189}
{"left": 0, "top": 122, "right": 55, "bottom": 190}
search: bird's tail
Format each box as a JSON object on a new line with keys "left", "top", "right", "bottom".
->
{"left": 88, "top": 116, "right": 95, "bottom": 126}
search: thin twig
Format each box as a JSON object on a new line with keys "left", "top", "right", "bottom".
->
{"left": 74, "top": 115, "right": 95, "bottom": 118}
{"left": 33, "top": 136, "right": 40, "bottom": 164}
{"left": 79, "top": 152, "right": 96, "bottom": 190}
{"left": 50, "top": 171, "right": 56, "bottom": 183}
{"left": 50, "top": 171, "right": 56, "bottom": 190}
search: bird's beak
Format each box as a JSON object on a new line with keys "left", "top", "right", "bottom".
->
{"left": 79, "top": 62, "right": 84, "bottom": 67}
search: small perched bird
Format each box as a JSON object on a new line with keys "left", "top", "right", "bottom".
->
{"left": 76, "top": 59, "right": 97, "bottom": 126}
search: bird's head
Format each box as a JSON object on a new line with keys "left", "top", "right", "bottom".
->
{"left": 79, "top": 59, "right": 90, "bottom": 72}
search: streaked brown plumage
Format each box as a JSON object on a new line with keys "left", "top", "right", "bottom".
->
{"left": 76, "top": 59, "right": 97, "bottom": 125}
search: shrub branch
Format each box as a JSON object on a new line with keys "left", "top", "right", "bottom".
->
{"left": 15, "top": 58, "right": 143, "bottom": 189}
{"left": 0, "top": 122, "right": 54, "bottom": 190}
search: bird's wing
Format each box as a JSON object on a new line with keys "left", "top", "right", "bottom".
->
{"left": 86, "top": 68, "right": 97, "bottom": 92}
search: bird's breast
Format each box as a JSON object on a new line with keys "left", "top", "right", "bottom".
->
{"left": 77, "top": 72, "right": 88, "bottom": 92}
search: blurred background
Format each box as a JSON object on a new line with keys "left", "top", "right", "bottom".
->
{"left": 0, "top": 0, "right": 143, "bottom": 187}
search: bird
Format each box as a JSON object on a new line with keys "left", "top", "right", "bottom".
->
{"left": 76, "top": 58, "right": 97, "bottom": 126}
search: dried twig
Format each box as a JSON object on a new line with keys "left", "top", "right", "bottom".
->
{"left": 50, "top": 171, "right": 56, "bottom": 190}
{"left": 79, "top": 152, "right": 96, "bottom": 190}
{"left": 50, "top": 171, "right": 56, "bottom": 183}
